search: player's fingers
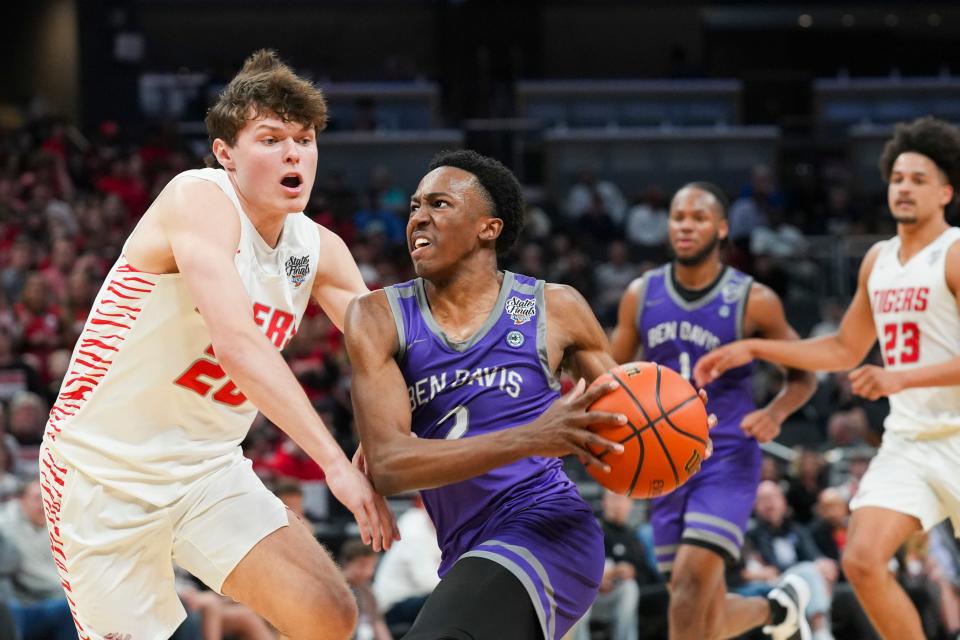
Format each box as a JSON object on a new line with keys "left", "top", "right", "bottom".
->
{"left": 697, "top": 388, "right": 710, "bottom": 406}
{"left": 582, "top": 432, "right": 625, "bottom": 455}
{"left": 848, "top": 366, "right": 866, "bottom": 380}
{"left": 353, "top": 506, "right": 372, "bottom": 547}
{"left": 365, "top": 501, "right": 383, "bottom": 553}
{"left": 575, "top": 380, "right": 620, "bottom": 408}
{"left": 705, "top": 437, "right": 714, "bottom": 460}
{"left": 373, "top": 495, "right": 396, "bottom": 549}
{"left": 565, "top": 378, "right": 587, "bottom": 403}
{"left": 570, "top": 444, "right": 611, "bottom": 473}
{"left": 706, "top": 413, "right": 718, "bottom": 431}
{"left": 579, "top": 410, "right": 628, "bottom": 428}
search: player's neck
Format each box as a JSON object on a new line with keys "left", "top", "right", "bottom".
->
{"left": 230, "top": 176, "right": 288, "bottom": 248}
{"left": 897, "top": 215, "right": 949, "bottom": 263}
{"left": 423, "top": 262, "right": 504, "bottom": 337}
{"left": 672, "top": 258, "right": 724, "bottom": 291}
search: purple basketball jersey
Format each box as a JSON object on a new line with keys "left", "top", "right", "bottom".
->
{"left": 385, "top": 272, "right": 603, "bottom": 639}
{"left": 638, "top": 264, "right": 762, "bottom": 570}
{"left": 638, "top": 264, "right": 756, "bottom": 454}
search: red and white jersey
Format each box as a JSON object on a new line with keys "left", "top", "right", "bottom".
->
{"left": 43, "top": 168, "right": 321, "bottom": 506}
{"left": 868, "top": 226, "right": 960, "bottom": 438}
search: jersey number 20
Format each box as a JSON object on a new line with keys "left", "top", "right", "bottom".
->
{"left": 882, "top": 322, "right": 920, "bottom": 366}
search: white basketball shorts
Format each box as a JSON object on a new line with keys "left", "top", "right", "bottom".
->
{"left": 38, "top": 441, "right": 289, "bottom": 640}
{"left": 851, "top": 429, "right": 960, "bottom": 534}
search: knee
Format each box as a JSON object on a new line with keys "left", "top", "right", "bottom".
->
{"left": 284, "top": 580, "right": 358, "bottom": 640}
{"left": 841, "top": 545, "right": 886, "bottom": 586}
{"left": 668, "top": 575, "right": 717, "bottom": 627}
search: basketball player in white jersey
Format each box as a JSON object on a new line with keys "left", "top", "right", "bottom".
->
{"left": 695, "top": 116, "right": 960, "bottom": 639}
{"left": 38, "top": 50, "right": 396, "bottom": 640}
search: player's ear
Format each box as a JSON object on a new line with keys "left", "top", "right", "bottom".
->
{"left": 212, "top": 139, "right": 236, "bottom": 171}
{"left": 480, "top": 217, "right": 503, "bottom": 242}
{"left": 717, "top": 214, "right": 729, "bottom": 242}
{"left": 940, "top": 182, "right": 954, "bottom": 208}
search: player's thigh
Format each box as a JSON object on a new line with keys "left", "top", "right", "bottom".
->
{"left": 928, "top": 433, "right": 960, "bottom": 532}
{"left": 845, "top": 506, "right": 921, "bottom": 569}
{"left": 850, "top": 440, "right": 944, "bottom": 533}
{"left": 172, "top": 459, "right": 355, "bottom": 632}
{"left": 404, "top": 556, "right": 543, "bottom": 640}
{"left": 41, "top": 446, "right": 184, "bottom": 639}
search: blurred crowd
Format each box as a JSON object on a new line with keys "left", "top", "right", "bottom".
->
{"left": 0, "top": 112, "right": 957, "bottom": 640}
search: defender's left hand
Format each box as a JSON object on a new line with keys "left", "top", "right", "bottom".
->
{"left": 849, "top": 365, "right": 904, "bottom": 400}
{"left": 740, "top": 408, "right": 782, "bottom": 443}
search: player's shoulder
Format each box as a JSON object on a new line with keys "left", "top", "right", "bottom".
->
{"left": 157, "top": 169, "right": 234, "bottom": 218}
{"left": 858, "top": 239, "right": 891, "bottom": 279}
{"left": 345, "top": 288, "right": 400, "bottom": 354}
{"left": 346, "top": 288, "right": 393, "bottom": 329}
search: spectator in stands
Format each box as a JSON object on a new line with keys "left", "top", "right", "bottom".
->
{"left": 624, "top": 186, "right": 669, "bottom": 258}
{"left": 593, "top": 240, "right": 639, "bottom": 326}
{"left": 836, "top": 447, "right": 875, "bottom": 502}
{"left": 0, "top": 480, "right": 75, "bottom": 640}
{"left": 576, "top": 490, "right": 660, "bottom": 640}
{"left": 273, "top": 479, "right": 306, "bottom": 520}
{"left": 565, "top": 165, "right": 627, "bottom": 224}
{"left": 0, "top": 326, "right": 42, "bottom": 404}
{"left": 786, "top": 449, "right": 829, "bottom": 524}
{"left": 808, "top": 488, "right": 849, "bottom": 567}
{"left": 372, "top": 496, "right": 441, "bottom": 632}
{"left": 340, "top": 539, "right": 391, "bottom": 640}
{"left": 369, "top": 166, "right": 407, "bottom": 216}
{"left": 354, "top": 190, "right": 405, "bottom": 246}
{"left": 12, "top": 272, "right": 61, "bottom": 379}
{"left": 1, "top": 239, "right": 35, "bottom": 308}
{"left": 728, "top": 164, "right": 780, "bottom": 247}
{"left": 8, "top": 391, "right": 46, "bottom": 446}
{"left": 744, "top": 480, "right": 837, "bottom": 640}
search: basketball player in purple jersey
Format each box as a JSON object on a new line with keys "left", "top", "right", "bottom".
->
{"left": 610, "top": 183, "right": 817, "bottom": 640}
{"left": 345, "top": 150, "right": 714, "bottom": 640}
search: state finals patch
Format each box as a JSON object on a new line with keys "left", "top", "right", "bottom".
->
{"left": 284, "top": 255, "right": 310, "bottom": 288}
{"left": 505, "top": 296, "right": 536, "bottom": 325}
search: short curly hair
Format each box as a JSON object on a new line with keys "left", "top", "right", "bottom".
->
{"left": 205, "top": 49, "right": 328, "bottom": 147}
{"left": 427, "top": 150, "right": 525, "bottom": 256}
{"left": 879, "top": 116, "right": 960, "bottom": 192}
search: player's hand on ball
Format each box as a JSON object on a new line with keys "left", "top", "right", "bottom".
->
{"left": 325, "top": 457, "right": 399, "bottom": 552}
{"left": 693, "top": 342, "right": 754, "bottom": 387}
{"left": 739, "top": 408, "right": 782, "bottom": 443}
{"left": 848, "top": 364, "right": 904, "bottom": 400}
{"left": 529, "top": 378, "right": 626, "bottom": 472}
{"left": 696, "top": 388, "right": 719, "bottom": 460}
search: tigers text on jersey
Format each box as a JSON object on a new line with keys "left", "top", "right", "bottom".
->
{"left": 637, "top": 264, "right": 756, "bottom": 454}
{"left": 43, "top": 168, "right": 321, "bottom": 506}
{"left": 868, "top": 227, "right": 960, "bottom": 438}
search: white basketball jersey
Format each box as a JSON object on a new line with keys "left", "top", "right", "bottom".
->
{"left": 43, "top": 168, "right": 321, "bottom": 506}
{"left": 868, "top": 226, "right": 960, "bottom": 438}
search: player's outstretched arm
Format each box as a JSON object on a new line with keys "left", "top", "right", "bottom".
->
{"left": 609, "top": 277, "right": 645, "bottom": 364}
{"left": 737, "top": 283, "right": 817, "bottom": 443}
{"left": 310, "top": 223, "right": 369, "bottom": 330}
{"left": 345, "top": 291, "right": 627, "bottom": 496}
{"left": 161, "top": 178, "right": 395, "bottom": 550}
{"left": 694, "top": 244, "right": 883, "bottom": 387}
{"left": 850, "top": 241, "right": 960, "bottom": 399}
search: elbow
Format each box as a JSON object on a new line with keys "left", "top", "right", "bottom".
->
{"left": 365, "top": 455, "right": 407, "bottom": 497}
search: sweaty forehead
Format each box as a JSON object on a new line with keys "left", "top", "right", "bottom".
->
{"left": 671, "top": 187, "right": 719, "bottom": 213}
{"left": 415, "top": 166, "right": 480, "bottom": 198}
{"left": 892, "top": 151, "right": 940, "bottom": 176}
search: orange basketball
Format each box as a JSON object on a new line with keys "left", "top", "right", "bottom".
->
{"left": 586, "top": 361, "right": 708, "bottom": 499}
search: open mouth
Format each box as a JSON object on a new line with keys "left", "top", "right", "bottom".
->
{"left": 411, "top": 237, "right": 433, "bottom": 255}
{"left": 281, "top": 175, "right": 302, "bottom": 189}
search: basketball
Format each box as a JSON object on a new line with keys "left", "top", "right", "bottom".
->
{"left": 586, "top": 361, "right": 708, "bottom": 499}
